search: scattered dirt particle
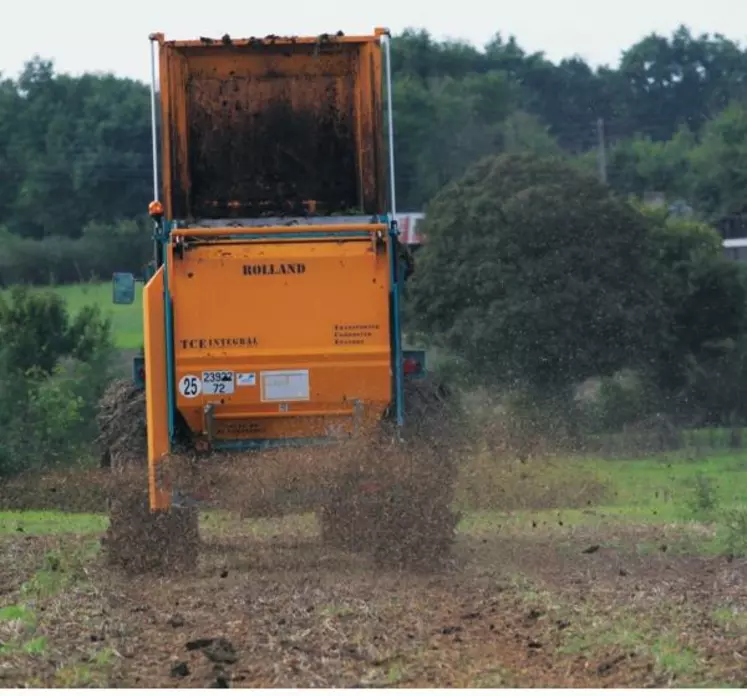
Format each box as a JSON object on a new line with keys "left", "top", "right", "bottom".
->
{"left": 186, "top": 638, "right": 215, "bottom": 651}
{"left": 170, "top": 661, "right": 190, "bottom": 678}
{"left": 461, "top": 611, "right": 481, "bottom": 620}
{"left": 440, "top": 626, "right": 462, "bottom": 635}
{"left": 596, "top": 654, "right": 626, "bottom": 676}
{"left": 204, "top": 637, "right": 238, "bottom": 664}
{"left": 583, "top": 545, "right": 601, "bottom": 554}
{"left": 169, "top": 613, "right": 185, "bottom": 628}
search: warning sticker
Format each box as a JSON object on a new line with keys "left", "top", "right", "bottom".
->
{"left": 237, "top": 372, "right": 257, "bottom": 387}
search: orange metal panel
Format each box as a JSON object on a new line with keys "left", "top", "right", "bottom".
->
{"left": 154, "top": 30, "right": 385, "bottom": 221}
{"left": 173, "top": 223, "right": 387, "bottom": 238}
{"left": 169, "top": 235, "right": 392, "bottom": 443}
{"left": 143, "top": 266, "right": 172, "bottom": 511}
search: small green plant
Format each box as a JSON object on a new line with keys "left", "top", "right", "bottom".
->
{"left": 720, "top": 507, "right": 747, "bottom": 557}
{"left": 22, "top": 635, "right": 48, "bottom": 655}
{"left": 684, "top": 472, "right": 719, "bottom": 521}
{"left": 0, "top": 603, "right": 36, "bottom": 625}
{"left": 650, "top": 637, "right": 699, "bottom": 678}
{"left": 54, "top": 648, "right": 118, "bottom": 687}
{"left": 387, "top": 662, "right": 405, "bottom": 685}
{"left": 20, "top": 541, "right": 99, "bottom": 600}
{"left": 711, "top": 605, "right": 747, "bottom": 635}
{"left": 0, "top": 603, "right": 40, "bottom": 657}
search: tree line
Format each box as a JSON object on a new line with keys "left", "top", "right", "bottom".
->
{"left": 4, "top": 25, "right": 747, "bottom": 473}
{"left": 2, "top": 25, "right": 747, "bottom": 285}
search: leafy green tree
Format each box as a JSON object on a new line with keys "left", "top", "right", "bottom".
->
{"left": 606, "top": 127, "right": 696, "bottom": 198}
{"left": 618, "top": 26, "right": 747, "bottom": 142}
{"left": 640, "top": 206, "right": 747, "bottom": 407}
{"left": 689, "top": 101, "right": 747, "bottom": 219}
{"left": 406, "top": 153, "right": 660, "bottom": 392}
{"left": 1, "top": 58, "right": 151, "bottom": 240}
{"left": 0, "top": 286, "right": 113, "bottom": 375}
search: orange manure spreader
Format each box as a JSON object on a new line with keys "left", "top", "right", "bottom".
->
{"left": 97, "top": 28, "right": 465, "bottom": 574}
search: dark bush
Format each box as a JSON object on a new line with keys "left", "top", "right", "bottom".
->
{"left": 0, "top": 287, "right": 115, "bottom": 476}
{"left": 0, "top": 219, "right": 151, "bottom": 287}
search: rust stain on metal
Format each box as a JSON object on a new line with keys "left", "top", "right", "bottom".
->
{"left": 157, "top": 32, "right": 384, "bottom": 221}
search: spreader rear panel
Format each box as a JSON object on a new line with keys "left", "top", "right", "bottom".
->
{"left": 170, "top": 236, "right": 392, "bottom": 442}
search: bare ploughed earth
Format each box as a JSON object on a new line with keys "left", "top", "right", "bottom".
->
{"left": 1, "top": 468, "right": 747, "bottom": 688}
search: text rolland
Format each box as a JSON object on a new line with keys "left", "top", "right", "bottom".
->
{"left": 242, "top": 263, "right": 306, "bottom": 276}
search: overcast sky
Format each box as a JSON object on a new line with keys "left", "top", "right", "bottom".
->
{"left": 3, "top": 0, "right": 747, "bottom": 83}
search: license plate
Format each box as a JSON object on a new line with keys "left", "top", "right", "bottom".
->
{"left": 202, "top": 370, "right": 234, "bottom": 395}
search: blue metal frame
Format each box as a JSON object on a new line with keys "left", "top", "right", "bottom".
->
{"left": 386, "top": 214, "right": 405, "bottom": 428}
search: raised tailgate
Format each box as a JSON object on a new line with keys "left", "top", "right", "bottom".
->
{"left": 157, "top": 34, "right": 386, "bottom": 221}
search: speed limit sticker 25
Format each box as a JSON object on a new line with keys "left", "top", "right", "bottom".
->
{"left": 179, "top": 374, "right": 202, "bottom": 398}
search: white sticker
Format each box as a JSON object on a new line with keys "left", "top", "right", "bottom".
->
{"left": 202, "top": 370, "right": 234, "bottom": 395}
{"left": 179, "top": 374, "right": 202, "bottom": 398}
{"left": 237, "top": 372, "right": 256, "bottom": 387}
{"left": 261, "top": 369, "right": 310, "bottom": 402}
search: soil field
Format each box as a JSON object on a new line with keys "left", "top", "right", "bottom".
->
{"left": 2, "top": 457, "right": 747, "bottom": 688}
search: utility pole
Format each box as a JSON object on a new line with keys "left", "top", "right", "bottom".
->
{"left": 596, "top": 117, "right": 608, "bottom": 185}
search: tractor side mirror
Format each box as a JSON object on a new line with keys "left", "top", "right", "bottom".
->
{"left": 112, "top": 272, "right": 136, "bottom": 305}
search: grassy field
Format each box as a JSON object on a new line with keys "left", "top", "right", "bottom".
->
{"left": 2, "top": 282, "right": 143, "bottom": 350}
{"left": 3, "top": 447, "right": 747, "bottom": 686}
{"left": 4, "top": 281, "right": 747, "bottom": 686}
